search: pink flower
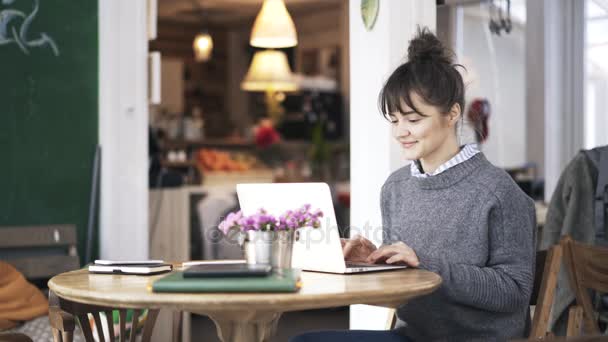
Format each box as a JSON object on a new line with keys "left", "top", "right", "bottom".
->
{"left": 218, "top": 210, "right": 243, "bottom": 235}
{"left": 217, "top": 206, "right": 324, "bottom": 235}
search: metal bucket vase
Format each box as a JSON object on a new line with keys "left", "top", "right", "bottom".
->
{"left": 271, "top": 230, "right": 295, "bottom": 275}
{"left": 241, "top": 230, "right": 274, "bottom": 265}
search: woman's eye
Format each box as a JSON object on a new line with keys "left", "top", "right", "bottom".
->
{"left": 408, "top": 119, "right": 420, "bottom": 123}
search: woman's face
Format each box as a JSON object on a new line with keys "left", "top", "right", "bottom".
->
{"left": 389, "top": 92, "right": 457, "bottom": 161}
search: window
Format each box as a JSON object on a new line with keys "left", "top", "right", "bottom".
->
{"left": 584, "top": 0, "right": 608, "bottom": 149}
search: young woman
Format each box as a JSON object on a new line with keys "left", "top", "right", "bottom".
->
{"left": 291, "top": 28, "right": 536, "bottom": 342}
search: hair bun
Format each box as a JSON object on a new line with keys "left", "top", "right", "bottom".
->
{"left": 407, "top": 27, "right": 454, "bottom": 64}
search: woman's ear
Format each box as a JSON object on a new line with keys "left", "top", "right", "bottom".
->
{"left": 447, "top": 103, "right": 461, "bottom": 127}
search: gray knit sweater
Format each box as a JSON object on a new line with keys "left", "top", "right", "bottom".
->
{"left": 381, "top": 153, "right": 536, "bottom": 342}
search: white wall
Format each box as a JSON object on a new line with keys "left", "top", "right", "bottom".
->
{"left": 349, "top": 0, "right": 435, "bottom": 330}
{"left": 99, "top": 0, "right": 149, "bottom": 260}
{"left": 458, "top": 10, "right": 527, "bottom": 169}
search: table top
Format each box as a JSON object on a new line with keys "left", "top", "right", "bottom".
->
{"left": 48, "top": 267, "right": 442, "bottom": 314}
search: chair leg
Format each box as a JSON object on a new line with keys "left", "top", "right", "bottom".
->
{"left": 104, "top": 310, "right": 115, "bottom": 341}
{"left": 49, "top": 306, "right": 75, "bottom": 342}
{"left": 129, "top": 310, "right": 140, "bottom": 342}
{"left": 567, "top": 305, "right": 584, "bottom": 337}
{"left": 141, "top": 309, "right": 160, "bottom": 342}
{"left": 52, "top": 329, "right": 62, "bottom": 342}
{"left": 61, "top": 331, "right": 73, "bottom": 342}
{"left": 119, "top": 310, "right": 127, "bottom": 342}
{"left": 172, "top": 311, "right": 182, "bottom": 342}
{"left": 78, "top": 314, "right": 95, "bottom": 342}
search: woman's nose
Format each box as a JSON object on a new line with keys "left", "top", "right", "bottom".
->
{"left": 395, "top": 122, "right": 410, "bottom": 137}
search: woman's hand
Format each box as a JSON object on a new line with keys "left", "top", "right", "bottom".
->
{"left": 342, "top": 236, "right": 377, "bottom": 263}
{"left": 366, "top": 241, "right": 420, "bottom": 267}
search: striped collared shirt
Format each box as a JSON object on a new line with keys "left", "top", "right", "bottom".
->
{"left": 411, "top": 143, "right": 480, "bottom": 178}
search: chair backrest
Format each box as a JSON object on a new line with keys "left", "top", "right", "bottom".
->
{"left": 48, "top": 291, "right": 160, "bottom": 342}
{"left": 561, "top": 235, "right": 608, "bottom": 335}
{"left": 0, "top": 225, "right": 80, "bottom": 280}
{"left": 0, "top": 333, "right": 34, "bottom": 342}
{"left": 530, "top": 245, "right": 563, "bottom": 339}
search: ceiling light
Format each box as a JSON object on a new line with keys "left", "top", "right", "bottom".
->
{"left": 250, "top": 0, "right": 298, "bottom": 48}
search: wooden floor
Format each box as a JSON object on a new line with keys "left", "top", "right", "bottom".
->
{"left": 190, "top": 307, "right": 349, "bottom": 341}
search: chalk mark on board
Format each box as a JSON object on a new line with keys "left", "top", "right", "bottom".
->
{"left": 0, "top": 0, "right": 59, "bottom": 56}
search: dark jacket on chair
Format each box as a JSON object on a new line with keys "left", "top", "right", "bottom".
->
{"left": 540, "top": 146, "right": 608, "bottom": 331}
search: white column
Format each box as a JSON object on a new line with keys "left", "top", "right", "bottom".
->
{"left": 349, "top": 0, "right": 435, "bottom": 330}
{"left": 99, "top": 0, "right": 149, "bottom": 259}
{"left": 527, "top": 0, "right": 585, "bottom": 201}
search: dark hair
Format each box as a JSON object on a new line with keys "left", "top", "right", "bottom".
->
{"left": 379, "top": 27, "right": 465, "bottom": 121}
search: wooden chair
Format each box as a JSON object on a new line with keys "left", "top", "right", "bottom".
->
{"left": 560, "top": 236, "right": 608, "bottom": 337}
{"left": 0, "top": 333, "right": 34, "bottom": 342}
{"left": 48, "top": 291, "right": 160, "bottom": 342}
{"left": 383, "top": 245, "right": 564, "bottom": 340}
{"left": 0, "top": 225, "right": 80, "bottom": 281}
{"left": 530, "top": 245, "right": 563, "bottom": 339}
{"left": 0, "top": 225, "right": 80, "bottom": 341}
{"left": 512, "top": 336, "right": 608, "bottom": 341}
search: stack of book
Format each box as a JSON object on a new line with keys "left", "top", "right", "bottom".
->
{"left": 152, "top": 262, "right": 301, "bottom": 293}
{"left": 88, "top": 260, "right": 172, "bottom": 275}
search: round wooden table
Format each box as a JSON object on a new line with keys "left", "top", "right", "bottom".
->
{"left": 49, "top": 268, "right": 441, "bottom": 342}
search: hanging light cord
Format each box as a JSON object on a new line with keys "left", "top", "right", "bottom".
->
{"left": 191, "top": 0, "right": 206, "bottom": 30}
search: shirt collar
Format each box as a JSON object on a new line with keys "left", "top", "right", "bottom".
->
{"left": 411, "top": 144, "right": 481, "bottom": 178}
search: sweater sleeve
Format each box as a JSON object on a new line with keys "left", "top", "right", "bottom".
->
{"left": 381, "top": 183, "right": 399, "bottom": 245}
{"left": 540, "top": 152, "right": 596, "bottom": 249}
{"left": 416, "top": 194, "right": 536, "bottom": 313}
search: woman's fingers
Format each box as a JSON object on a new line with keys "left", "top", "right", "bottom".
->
{"left": 360, "top": 237, "right": 377, "bottom": 251}
{"left": 366, "top": 243, "right": 420, "bottom": 266}
{"left": 342, "top": 236, "right": 378, "bottom": 262}
{"left": 342, "top": 239, "right": 360, "bottom": 258}
{"left": 366, "top": 246, "right": 398, "bottom": 263}
{"left": 386, "top": 253, "right": 419, "bottom": 267}
{"left": 343, "top": 236, "right": 370, "bottom": 254}
{"left": 385, "top": 254, "right": 407, "bottom": 265}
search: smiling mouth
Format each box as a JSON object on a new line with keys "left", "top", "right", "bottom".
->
{"left": 401, "top": 141, "right": 417, "bottom": 148}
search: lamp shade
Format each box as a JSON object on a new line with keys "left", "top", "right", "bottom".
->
{"left": 241, "top": 50, "right": 298, "bottom": 92}
{"left": 250, "top": 0, "right": 297, "bottom": 48}
{"left": 193, "top": 32, "right": 213, "bottom": 62}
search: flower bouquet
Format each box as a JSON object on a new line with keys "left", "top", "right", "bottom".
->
{"left": 218, "top": 204, "right": 323, "bottom": 271}
{"left": 252, "top": 119, "right": 286, "bottom": 168}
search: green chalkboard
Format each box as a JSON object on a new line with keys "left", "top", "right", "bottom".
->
{"left": 0, "top": 0, "right": 98, "bottom": 264}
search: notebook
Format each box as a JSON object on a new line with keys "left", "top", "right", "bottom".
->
{"left": 152, "top": 269, "right": 301, "bottom": 293}
{"left": 88, "top": 261, "right": 172, "bottom": 275}
{"left": 183, "top": 264, "right": 272, "bottom": 278}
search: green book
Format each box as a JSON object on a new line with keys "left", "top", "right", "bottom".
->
{"left": 152, "top": 270, "right": 302, "bottom": 293}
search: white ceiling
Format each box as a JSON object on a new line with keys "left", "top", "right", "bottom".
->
{"left": 158, "top": 0, "right": 342, "bottom": 26}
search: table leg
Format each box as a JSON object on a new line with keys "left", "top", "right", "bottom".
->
{"left": 200, "top": 311, "right": 282, "bottom": 342}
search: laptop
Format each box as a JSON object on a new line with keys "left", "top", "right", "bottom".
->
{"left": 236, "top": 182, "right": 406, "bottom": 274}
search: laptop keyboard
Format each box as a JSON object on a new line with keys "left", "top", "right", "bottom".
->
{"left": 345, "top": 262, "right": 387, "bottom": 268}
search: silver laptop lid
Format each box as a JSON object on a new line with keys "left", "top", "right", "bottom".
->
{"left": 236, "top": 182, "right": 347, "bottom": 273}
